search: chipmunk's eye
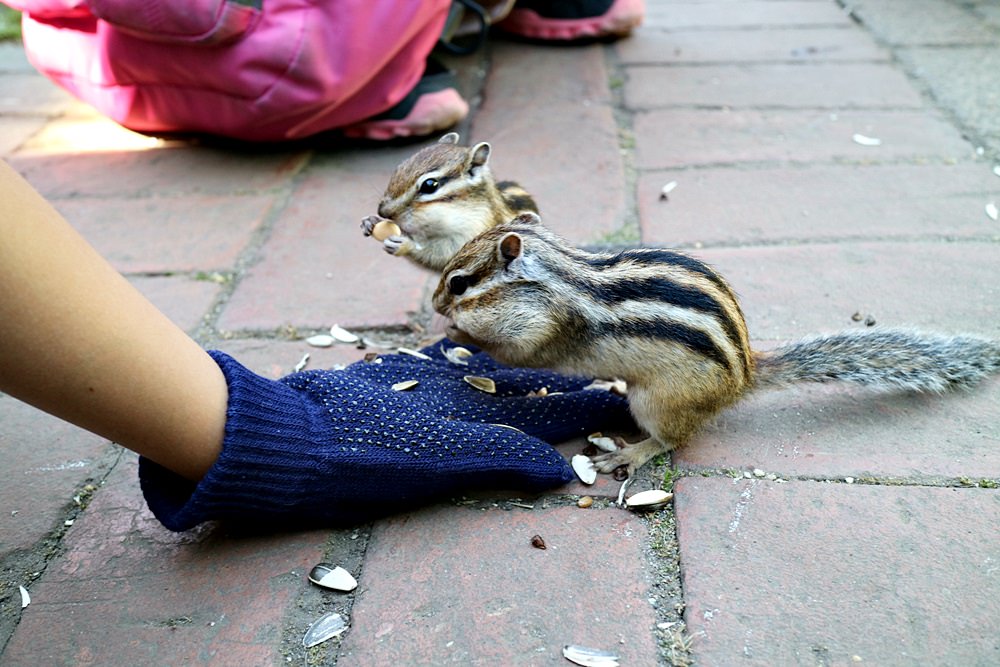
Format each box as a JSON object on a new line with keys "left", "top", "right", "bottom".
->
{"left": 418, "top": 178, "right": 440, "bottom": 195}
{"left": 448, "top": 274, "right": 470, "bottom": 296}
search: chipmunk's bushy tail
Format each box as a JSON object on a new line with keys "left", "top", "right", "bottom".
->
{"left": 754, "top": 329, "right": 1000, "bottom": 393}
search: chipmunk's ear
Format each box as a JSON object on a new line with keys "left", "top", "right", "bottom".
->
{"left": 498, "top": 232, "right": 523, "bottom": 267}
{"left": 439, "top": 132, "right": 460, "bottom": 144}
{"left": 511, "top": 212, "right": 541, "bottom": 226}
{"left": 469, "top": 142, "right": 491, "bottom": 176}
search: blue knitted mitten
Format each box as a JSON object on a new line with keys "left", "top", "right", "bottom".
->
{"left": 139, "top": 343, "right": 630, "bottom": 531}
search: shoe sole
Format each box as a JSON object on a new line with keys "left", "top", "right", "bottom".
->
{"left": 343, "top": 88, "right": 469, "bottom": 141}
{"left": 498, "top": 0, "right": 645, "bottom": 40}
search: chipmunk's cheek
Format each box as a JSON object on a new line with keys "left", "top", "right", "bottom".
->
{"left": 445, "top": 324, "right": 478, "bottom": 348}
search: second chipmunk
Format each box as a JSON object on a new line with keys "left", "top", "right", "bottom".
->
{"left": 362, "top": 132, "right": 537, "bottom": 272}
{"left": 433, "top": 213, "right": 1000, "bottom": 476}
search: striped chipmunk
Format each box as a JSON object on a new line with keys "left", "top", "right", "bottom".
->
{"left": 361, "top": 132, "right": 537, "bottom": 272}
{"left": 433, "top": 212, "right": 1000, "bottom": 476}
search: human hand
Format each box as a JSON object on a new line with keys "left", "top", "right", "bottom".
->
{"left": 140, "top": 342, "right": 630, "bottom": 531}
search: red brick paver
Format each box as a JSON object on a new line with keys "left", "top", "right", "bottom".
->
{"left": 675, "top": 477, "right": 1000, "bottom": 665}
{"left": 338, "top": 504, "right": 658, "bottom": 666}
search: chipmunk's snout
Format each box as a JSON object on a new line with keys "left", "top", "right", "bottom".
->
{"left": 376, "top": 200, "right": 393, "bottom": 219}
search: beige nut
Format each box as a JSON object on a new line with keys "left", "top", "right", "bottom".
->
{"left": 371, "top": 219, "right": 401, "bottom": 241}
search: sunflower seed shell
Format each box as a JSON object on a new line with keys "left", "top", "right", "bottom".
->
{"left": 307, "top": 564, "right": 358, "bottom": 592}
{"left": 562, "top": 644, "right": 620, "bottom": 667}
{"left": 463, "top": 375, "right": 496, "bottom": 393}
{"left": 587, "top": 433, "right": 618, "bottom": 453}
{"left": 571, "top": 455, "right": 597, "bottom": 485}
{"left": 329, "top": 324, "right": 360, "bottom": 343}
{"left": 305, "top": 334, "right": 335, "bottom": 348}
{"left": 391, "top": 380, "right": 419, "bottom": 391}
{"left": 625, "top": 489, "right": 674, "bottom": 510}
{"left": 302, "top": 611, "right": 348, "bottom": 648}
{"left": 397, "top": 347, "right": 432, "bottom": 360}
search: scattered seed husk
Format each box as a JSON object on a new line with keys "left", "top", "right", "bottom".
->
{"left": 443, "top": 346, "right": 472, "bottom": 366}
{"left": 612, "top": 465, "right": 629, "bottom": 481}
{"left": 463, "top": 375, "right": 496, "bottom": 393}
{"left": 363, "top": 352, "right": 380, "bottom": 362}
{"left": 583, "top": 378, "right": 628, "bottom": 395}
{"left": 851, "top": 311, "right": 863, "bottom": 322}
{"left": 577, "top": 495, "right": 594, "bottom": 509}
{"left": 397, "top": 347, "right": 432, "bottom": 360}
{"left": 864, "top": 315, "right": 876, "bottom": 326}
{"left": 587, "top": 432, "right": 618, "bottom": 453}
{"left": 330, "top": 324, "right": 360, "bottom": 344}
{"left": 987, "top": 202, "right": 998, "bottom": 221}
{"left": 526, "top": 386, "right": 549, "bottom": 397}
{"left": 308, "top": 563, "right": 358, "bottom": 592}
{"left": 391, "top": 380, "right": 419, "bottom": 391}
{"left": 306, "top": 334, "right": 335, "bottom": 348}
{"left": 19, "top": 585, "right": 30, "bottom": 609}
{"left": 490, "top": 423, "right": 526, "bottom": 434}
{"left": 371, "top": 219, "right": 402, "bottom": 242}
{"left": 302, "top": 611, "right": 348, "bottom": 648}
{"left": 616, "top": 476, "right": 634, "bottom": 506}
{"left": 659, "top": 180, "right": 678, "bottom": 200}
{"left": 571, "top": 455, "right": 597, "bottom": 485}
{"left": 530, "top": 534, "right": 546, "bottom": 550}
{"left": 293, "top": 353, "right": 310, "bottom": 372}
{"left": 852, "top": 133, "right": 882, "bottom": 146}
{"left": 562, "top": 644, "right": 620, "bottom": 667}
{"left": 625, "top": 489, "right": 674, "bottom": 511}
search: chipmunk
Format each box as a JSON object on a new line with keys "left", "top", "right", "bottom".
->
{"left": 433, "top": 212, "right": 1000, "bottom": 476}
{"left": 361, "top": 132, "right": 537, "bottom": 272}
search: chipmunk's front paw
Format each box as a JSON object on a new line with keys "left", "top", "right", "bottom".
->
{"left": 360, "top": 215, "right": 382, "bottom": 237}
{"left": 383, "top": 235, "right": 409, "bottom": 256}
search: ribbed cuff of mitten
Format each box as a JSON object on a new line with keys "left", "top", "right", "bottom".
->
{"left": 139, "top": 351, "right": 575, "bottom": 532}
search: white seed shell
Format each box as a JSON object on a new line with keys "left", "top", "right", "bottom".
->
{"left": 293, "top": 353, "right": 310, "bottom": 372}
{"left": 986, "top": 202, "right": 998, "bottom": 221}
{"left": 490, "top": 423, "right": 526, "bottom": 434}
{"left": 19, "top": 585, "right": 30, "bottom": 609}
{"left": 659, "top": 180, "right": 678, "bottom": 200}
{"left": 587, "top": 433, "right": 618, "bottom": 453}
{"left": 302, "top": 611, "right": 348, "bottom": 648}
{"left": 329, "top": 324, "right": 360, "bottom": 343}
{"left": 562, "top": 644, "right": 620, "bottom": 667}
{"left": 305, "top": 334, "right": 335, "bottom": 348}
{"left": 993, "top": 165, "right": 1000, "bottom": 177}
{"left": 308, "top": 564, "right": 358, "bottom": 592}
{"left": 391, "top": 380, "right": 419, "bottom": 391}
{"left": 571, "top": 455, "right": 598, "bottom": 485}
{"left": 625, "top": 489, "right": 674, "bottom": 510}
{"left": 397, "top": 347, "right": 432, "bottom": 360}
{"left": 852, "top": 133, "right": 882, "bottom": 146}
{"left": 443, "top": 346, "right": 473, "bottom": 366}
{"left": 463, "top": 375, "right": 496, "bottom": 393}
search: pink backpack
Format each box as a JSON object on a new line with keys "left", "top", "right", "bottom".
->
{"left": 8, "top": 0, "right": 450, "bottom": 140}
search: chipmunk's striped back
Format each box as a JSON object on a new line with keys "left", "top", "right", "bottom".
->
{"left": 434, "top": 214, "right": 753, "bottom": 393}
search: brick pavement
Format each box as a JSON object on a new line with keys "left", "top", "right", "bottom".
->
{"left": 2, "top": 1, "right": 999, "bottom": 665}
